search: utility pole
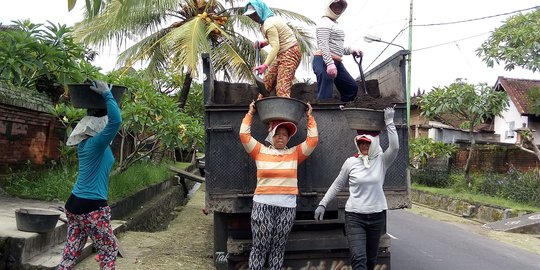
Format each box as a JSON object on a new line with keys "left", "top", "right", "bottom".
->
{"left": 407, "top": 0, "right": 413, "bottom": 127}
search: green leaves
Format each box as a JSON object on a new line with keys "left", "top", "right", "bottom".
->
{"left": 409, "top": 137, "right": 456, "bottom": 168}
{"left": 419, "top": 80, "right": 509, "bottom": 129}
{"left": 477, "top": 8, "right": 540, "bottom": 72}
{"left": 0, "top": 20, "right": 92, "bottom": 90}
{"left": 73, "top": 0, "right": 316, "bottom": 83}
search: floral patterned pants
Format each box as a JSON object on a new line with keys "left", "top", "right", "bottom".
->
{"left": 57, "top": 206, "right": 118, "bottom": 270}
{"left": 261, "top": 44, "right": 302, "bottom": 98}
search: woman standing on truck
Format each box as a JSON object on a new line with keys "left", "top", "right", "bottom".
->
{"left": 313, "top": 0, "right": 362, "bottom": 102}
{"left": 58, "top": 81, "right": 121, "bottom": 270}
{"left": 244, "top": 0, "right": 302, "bottom": 98}
{"left": 240, "top": 101, "right": 318, "bottom": 270}
{"left": 314, "top": 107, "right": 398, "bottom": 270}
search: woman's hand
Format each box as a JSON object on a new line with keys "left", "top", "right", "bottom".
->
{"left": 248, "top": 100, "right": 256, "bottom": 115}
{"left": 306, "top": 102, "right": 313, "bottom": 117}
{"left": 314, "top": 205, "right": 325, "bottom": 221}
{"left": 384, "top": 106, "right": 395, "bottom": 125}
{"left": 90, "top": 80, "right": 112, "bottom": 95}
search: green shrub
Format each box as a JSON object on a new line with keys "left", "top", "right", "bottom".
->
{"left": 411, "top": 168, "right": 453, "bottom": 188}
{"left": 2, "top": 161, "right": 175, "bottom": 202}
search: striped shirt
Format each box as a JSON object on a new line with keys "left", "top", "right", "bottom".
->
{"left": 239, "top": 113, "right": 318, "bottom": 195}
{"left": 316, "top": 16, "right": 353, "bottom": 66}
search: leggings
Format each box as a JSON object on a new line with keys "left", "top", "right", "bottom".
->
{"left": 57, "top": 206, "right": 118, "bottom": 270}
{"left": 261, "top": 44, "right": 302, "bottom": 98}
{"left": 249, "top": 202, "right": 296, "bottom": 270}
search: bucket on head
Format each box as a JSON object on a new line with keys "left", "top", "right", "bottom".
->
{"left": 341, "top": 107, "right": 385, "bottom": 131}
{"left": 255, "top": 97, "right": 307, "bottom": 124}
{"left": 68, "top": 84, "right": 127, "bottom": 109}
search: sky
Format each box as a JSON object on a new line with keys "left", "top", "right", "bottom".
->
{"left": 1, "top": 0, "right": 539, "bottom": 94}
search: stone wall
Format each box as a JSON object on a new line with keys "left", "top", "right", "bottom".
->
{"left": 0, "top": 86, "right": 65, "bottom": 173}
{"left": 411, "top": 189, "right": 531, "bottom": 223}
{"left": 451, "top": 142, "right": 540, "bottom": 173}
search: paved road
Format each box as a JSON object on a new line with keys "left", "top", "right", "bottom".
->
{"left": 388, "top": 209, "right": 540, "bottom": 270}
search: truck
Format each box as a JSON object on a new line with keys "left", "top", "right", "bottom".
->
{"left": 202, "top": 50, "right": 410, "bottom": 270}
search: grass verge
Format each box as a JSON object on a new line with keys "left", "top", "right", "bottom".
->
{"left": 412, "top": 182, "right": 540, "bottom": 213}
{"left": 2, "top": 162, "right": 177, "bottom": 203}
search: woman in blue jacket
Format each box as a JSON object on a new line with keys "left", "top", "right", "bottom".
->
{"left": 58, "top": 81, "right": 122, "bottom": 270}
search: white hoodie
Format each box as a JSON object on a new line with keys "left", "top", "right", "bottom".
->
{"left": 319, "top": 121, "right": 399, "bottom": 214}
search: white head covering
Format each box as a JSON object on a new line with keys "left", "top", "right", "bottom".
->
{"left": 243, "top": 4, "right": 257, "bottom": 16}
{"left": 354, "top": 134, "right": 382, "bottom": 168}
{"left": 324, "top": 0, "right": 348, "bottom": 20}
{"left": 66, "top": 116, "right": 108, "bottom": 146}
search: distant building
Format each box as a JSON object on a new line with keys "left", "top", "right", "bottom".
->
{"left": 493, "top": 76, "right": 540, "bottom": 144}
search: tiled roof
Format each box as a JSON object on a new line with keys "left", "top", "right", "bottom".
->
{"left": 495, "top": 76, "right": 540, "bottom": 115}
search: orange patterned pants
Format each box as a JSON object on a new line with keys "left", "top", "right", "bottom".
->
{"left": 262, "top": 44, "right": 302, "bottom": 98}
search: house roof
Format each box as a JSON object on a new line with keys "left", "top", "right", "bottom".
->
{"left": 495, "top": 76, "right": 540, "bottom": 116}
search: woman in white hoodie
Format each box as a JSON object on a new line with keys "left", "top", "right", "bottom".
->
{"left": 313, "top": 0, "right": 362, "bottom": 102}
{"left": 314, "top": 107, "right": 398, "bottom": 270}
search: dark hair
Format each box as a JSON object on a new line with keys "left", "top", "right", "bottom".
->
{"left": 87, "top": 109, "right": 107, "bottom": 117}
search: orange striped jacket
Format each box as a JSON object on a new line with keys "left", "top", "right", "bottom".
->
{"left": 239, "top": 113, "right": 318, "bottom": 195}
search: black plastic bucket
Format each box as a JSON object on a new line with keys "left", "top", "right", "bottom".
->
{"left": 255, "top": 97, "right": 307, "bottom": 124}
{"left": 341, "top": 107, "right": 385, "bottom": 131}
{"left": 15, "top": 208, "right": 61, "bottom": 233}
{"left": 68, "top": 84, "right": 127, "bottom": 109}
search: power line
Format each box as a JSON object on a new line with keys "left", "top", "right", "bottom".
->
{"left": 413, "top": 32, "right": 490, "bottom": 52}
{"left": 413, "top": 5, "right": 539, "bottom": 27}
{"left": 366, "top": 25, "right": 408, "bottom": 70}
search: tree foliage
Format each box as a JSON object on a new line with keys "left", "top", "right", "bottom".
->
{"left": 409, "top": 137, "right": 456, "bottom": 169}
{"left": 418, "top": 79, "right": 509, "bottom": 185}
{"left": 73, "top": 0, "right": 315, "bottom": 108}
{"left": 477, "top": 8, "right": 540, "bottom": 72}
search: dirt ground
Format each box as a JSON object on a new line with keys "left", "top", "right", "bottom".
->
{"left": 75, "top": 188, "right": 540, "bottom": 270}
{"left": 75, "top": 184, "right": 214, "bottom": 270}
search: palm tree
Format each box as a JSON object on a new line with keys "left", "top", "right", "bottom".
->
{"left": 73, "top": 0, "right": 315, "bottom": 108}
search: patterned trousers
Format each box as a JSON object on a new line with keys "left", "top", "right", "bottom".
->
{"left": 249, "top": 202, "right": 296, "bottom": 270}
{"left": 261, "top": 44, "right": 302, "bottom": 98}
{"left": 57, "top": 206, "right": 118, "bottom": 270}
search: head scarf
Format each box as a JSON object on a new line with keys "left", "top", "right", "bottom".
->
{"left": 245, "top": 0, "right": 275, "bottom": 23}
{"left": 353, "top": 133, "right": 382, "bottom": 168}
{"left": 324, "top": 0, "right": 348, "bottom": 20}
{"left": 265, "top": 121, "right": 297, "bottom": 146}
{"left": 66, "top": 116, "right": 108, "bottom": 146}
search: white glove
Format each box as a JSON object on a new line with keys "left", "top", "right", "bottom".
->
{"left": 90, "top": 80, "right": 112, "bottom": 95}
{"left": 314, "top": 205, "right": 326, "bottom": 221}
{"left": 384, "top": 106, "right": 395, "bottom": 125}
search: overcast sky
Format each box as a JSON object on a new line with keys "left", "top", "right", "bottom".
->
{"left": 1, "top": 0, "right": 538, "bottom": 94}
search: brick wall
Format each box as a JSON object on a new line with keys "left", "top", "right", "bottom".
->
{"left": 0, "top": 86, "right": 66, "bottom": 173}
{"left": 451, "top": 142, "right": 540, "bottom": 172}
{"left": 0, "top": 103, "right": 65, "bottom": 172}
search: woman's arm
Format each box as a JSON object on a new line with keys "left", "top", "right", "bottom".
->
{"left": 382, "top": 107, "right": 399, "bottom": 167}
{"left": 263, "top": 26, "right": 280, "bottom": 66}
{"left": 318, "top": 159, "right": 351, "bottom": 207}
{"left": 316, "top": 18, "right": 335, "bottom": 67}
{"left": 239, "top": 101, "right": 262, "bottom": 159}
{"left": 87, "top": 85, "right": 122, "bottom": 151}
{"left": 296, "top": 113, "right": 318, "bottom": 163}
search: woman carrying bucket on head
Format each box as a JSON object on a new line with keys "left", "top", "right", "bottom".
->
{"left": 244, "top": 0, "right": 302, "bottom": 99}
{"left": 239, "top": 101, "right": 318, "bottom": 269}
{"left": 314, "top": 106, "right": 398, "bottom": 270}
{"left": 58, "top": 81, "right": 121, "bottom": 270}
